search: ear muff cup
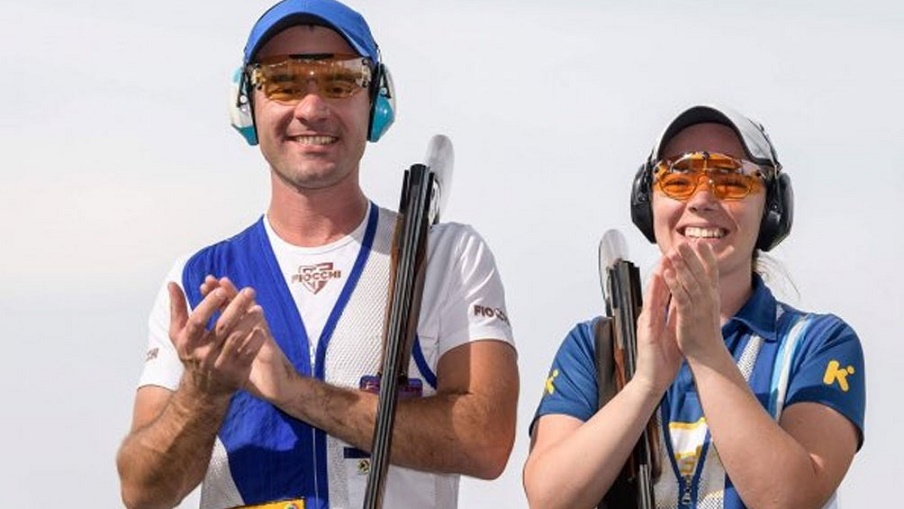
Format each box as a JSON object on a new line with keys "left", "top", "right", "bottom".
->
{"left": 630, "top": 162, "right": 656, "bottom": 243}
{"left": 756, "top": 172, "right": 793, "bottom": 251}
{"left": 229, "top": 68, "right": 258, "bottom": 146}
{"left": 367, "top": 62, "right": 395, "bottom": 142}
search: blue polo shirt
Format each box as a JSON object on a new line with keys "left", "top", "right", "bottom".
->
{"left": 532, "top": 275, "right": 865, "bottom": 508}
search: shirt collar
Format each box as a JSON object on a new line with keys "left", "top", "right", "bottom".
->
{"left": 726, "top": 273, "right": 778, "bottom": 341}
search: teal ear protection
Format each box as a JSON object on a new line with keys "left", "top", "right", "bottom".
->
{"left": 229, "top": 67, "right": 258, "bottom": 145}
{"left": 228, "top": 59, "right": 396, "bottom": 146}
{"left": 367, "top": 62, "right": 395, "bottom": 142}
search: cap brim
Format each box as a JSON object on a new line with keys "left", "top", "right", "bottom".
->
{"left": 652, "top": 105, "right": 779, "bottom": 168}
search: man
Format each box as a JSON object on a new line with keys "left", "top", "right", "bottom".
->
{"left": 116, "top": 1, "right": 518, "bottom": 508}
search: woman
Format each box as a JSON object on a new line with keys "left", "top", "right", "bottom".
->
{"left": 523, "top": 105, "right": 865, "bottom": 509}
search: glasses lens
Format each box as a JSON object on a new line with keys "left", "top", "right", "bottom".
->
{"left": 656, "top": 170, "right": 697, "bottom": 200}
{"left": 654, "top": 152, "right": 766, "bottom": 201}
{"left": 250, "top": 54, "right": 372, "bottom": 102}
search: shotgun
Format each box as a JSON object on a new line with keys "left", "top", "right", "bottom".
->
{"left": 362, "top": 135, "right": 454, "bottom": 509}
{"left": 595, "top": 229, "right": 659, "bottom": 509}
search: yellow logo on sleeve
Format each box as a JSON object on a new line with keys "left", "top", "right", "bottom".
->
{"left": 823, "top": 360, "right": 855, "bottom": 392}
{"left": 544, "top": 369, "right": 560, "bottom": 395}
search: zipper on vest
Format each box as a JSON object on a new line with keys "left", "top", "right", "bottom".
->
{"left": 680, "top": 474, "right": 693, "bottom": 507}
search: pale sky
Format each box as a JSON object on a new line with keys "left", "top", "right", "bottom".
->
{"left": 1, "top": 0, "right": 902, "bottom": 506}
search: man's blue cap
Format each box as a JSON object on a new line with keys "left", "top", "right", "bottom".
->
{"left": 243, "top": 0, "right": 379, "bottom": 64}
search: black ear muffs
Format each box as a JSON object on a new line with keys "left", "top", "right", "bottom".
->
{"left": 630, "top": 162, "right": 794, "bottom": 251}
{"left": 756, "top": 172, "right": 793, "bottom": 251}
{"left": 630, "top": 162, "right": 656, "bottom": 243}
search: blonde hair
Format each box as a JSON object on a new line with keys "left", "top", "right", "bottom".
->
{"left": 753, "top": 251, "right": 800, "bottom": 304}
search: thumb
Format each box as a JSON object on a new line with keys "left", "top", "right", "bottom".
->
{"left": 168, "top": 282, "right": 189, "bottom": 341}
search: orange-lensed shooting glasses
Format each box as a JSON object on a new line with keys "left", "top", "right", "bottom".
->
{"left": 653, "top": 151, "right": 773, "bottom": 201}
{"left": 248, "top": 53, "right": 372, "bottom": 103}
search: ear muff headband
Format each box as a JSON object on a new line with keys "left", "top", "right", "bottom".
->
{"left": 629, "top": 160, "right": 794, "bottom": 252}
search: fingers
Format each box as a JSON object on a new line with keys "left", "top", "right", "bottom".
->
{"left": 200, "top": 275, "right": 240, "bottom": 301}
{"left": 199, "top": 275, "right": 217, "bottom": 297}
{"left": 666, "top": 296, "right": 679, "bottom": 331}
{"left": 214, "top": 287, "right": 257, "bottom": 337}
{"left": 168, "top": 282, "right": 189, "bottom": 341}
{"left": 212, "top": 292, "right": 269, "bottom": 367}
{"left": 659, "top": 256, "right": 684, "bottom": 306}
{"left": 169, "top": 281, "right": 225, "bottom": 355}
{"left": 637, "top": 271, "right": 668, "bottom": 330}
{"left": 169, "top": 276, "right": 270, "bottom": 395}
{"left": 184, "top": 288, "right": 229, "bottom": 348}
{"left": 661, "top": 242, "right": 718, "bottom": 305}
{"left": 697, "top": 242, "right": 720, "bottom": 284}
{"left": 219, "top": 278, "right": 240, "bottom": 298}
{"left": 666, "top": 245, "right": 700, "bottom": 296}
{"left": 219, "top": 305, "right": 268, "bottom": 363}
{"left": 640, "top": 270, "right": 670, "bottom": 334}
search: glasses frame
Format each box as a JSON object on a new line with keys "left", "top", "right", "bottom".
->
{"left": 247, "top": 53, "right": 374, "bottom": 102}
{"left": 652, "top": 151, "right": 775, "bottom": 202}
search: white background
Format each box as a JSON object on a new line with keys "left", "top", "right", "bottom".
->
{"left": 1, "top": 0, "right": 901, "bottom": 506}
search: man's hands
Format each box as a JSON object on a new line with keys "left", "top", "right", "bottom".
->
{"left": 168, "top": 276, "right": 269, "bottom": 398}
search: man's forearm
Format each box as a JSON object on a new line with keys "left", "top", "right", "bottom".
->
{"left": 117, "top": 383, "right": 231, "bottom": 509}
{"left": 274, "top": 369, "right": 517, "bottom": 478}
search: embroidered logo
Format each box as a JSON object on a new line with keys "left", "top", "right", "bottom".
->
{"left": 291, "top": 262, "right": 342, "bottom": 294}
{"left": 473, "top": 304, "right": 509, "bottom": 324}
{"left": 357, "top": 458, "right": 370, "bottom": 475}
{"left": 145, "top": 348, "right": 159, "bottom": 362}
{"left": 545, "top": 369, "right": 560, "bottom": 395}
{"left": 823, "top": 360, "right": 855, "bottom": 392}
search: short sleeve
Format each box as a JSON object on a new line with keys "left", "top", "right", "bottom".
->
{"left": 529, "top": 319, "right": 600, "bottom": 435}
{"left": 785, "top": 314, "right": 866, "bottom": 447}
{"left": 137, "top": 258, "right": 189, "bottom": 391}
{"left": 423, "top": 223, "right": 514, "bottom": 359}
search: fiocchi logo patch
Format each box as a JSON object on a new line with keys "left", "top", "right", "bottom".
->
{"left": 291, "top": 262, "right": 342, "bottom": 294}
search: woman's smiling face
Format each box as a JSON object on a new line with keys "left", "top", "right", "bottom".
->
{"left": 651, "top": 123, "right": 766, "bottom": 279}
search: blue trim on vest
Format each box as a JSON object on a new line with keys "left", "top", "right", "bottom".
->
{"left": 723, "top": 475, "right": 742, "bottom": 508}
{"left": 659, "top": 392, "right": 712, "bottom": 509}
{"left": 658, "top": 402, "right": 685, "bottom": 505}
{"left": 180, "top": 204, "right": 379, "bottom": 508}
{"left": 412, "top": 334, "right": 437, "bottom": 389}
{"left": 313, "top": 202, "right": 379, "bottom": 379}
{"left": 312, "top": 202, "right": 379, "bottom": 506}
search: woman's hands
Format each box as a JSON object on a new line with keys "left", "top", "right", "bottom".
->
{"left": 634, "top": 241, "right": 725, "bottom": 393}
